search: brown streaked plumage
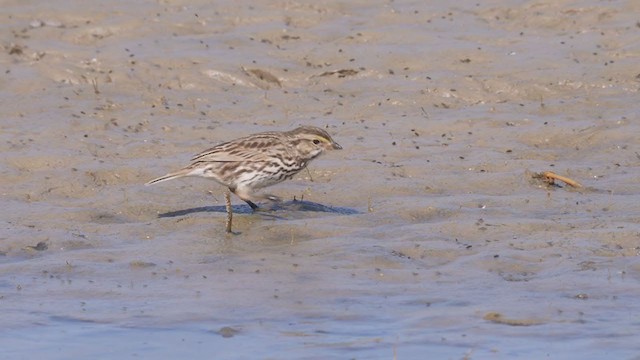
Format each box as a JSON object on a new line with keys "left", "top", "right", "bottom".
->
{"left": 146, "top": 126, "right": 341, "bottom": 210}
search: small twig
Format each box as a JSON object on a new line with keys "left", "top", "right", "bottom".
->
{"left": 225, "top": 191, "right": 233, "bottom": 234}
{"left": 420, "top": 106, "right": 429, "bottom": 119}
{"left": 535, "top": 171, "right": 583, "bottom": 188}
{"left": 91, "top": 77, "right": 100, "bottom": 94}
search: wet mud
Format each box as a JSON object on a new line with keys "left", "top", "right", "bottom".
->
{"left": 1, "top": 0, "right": 640, "bottom": 358}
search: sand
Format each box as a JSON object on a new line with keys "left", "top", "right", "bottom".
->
{"left": 1, "top": 0, "right": 640, "bottom": 358}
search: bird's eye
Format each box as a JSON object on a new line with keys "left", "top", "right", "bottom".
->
{"left": 313, "top": 139, "right": 321, "bottom": 145}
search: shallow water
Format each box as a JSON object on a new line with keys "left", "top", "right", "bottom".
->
{"left": 2, "top": 0, "right": 640, "bottom": 358}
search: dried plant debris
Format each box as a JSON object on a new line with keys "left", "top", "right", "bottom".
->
{"left": 30, "top": 19, "right": 64, "bottom": 28}
{"left": 204, "top": 69, "right": 254, "bottom": 87}
{"left": 216, "top": 326, "right": 240, "bottom": 338}
{"left": 25, "top": 241, "right": 48, "bottom": 251}
{"left": 532, "top": 171, "right": 583, "bottom": 189}
{"left": 7, "top": 43, "right": 24, "bottom": 55}
{"left": 241, "top": 67, "right": 282, "bottom": 88}
{"left": 483, "top": 312, "right": 545, "bottom": 326}
{"left": 314, "top": 69, "right": 359, "bottom": 78}
{"left": 129, "top": 261, "right": 156, "bottom": 269}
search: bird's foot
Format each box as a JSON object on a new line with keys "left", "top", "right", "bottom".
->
{"left": 247, "top": 194, "right": 283, "bottom": 212}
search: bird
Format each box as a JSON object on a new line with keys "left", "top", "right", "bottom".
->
{"left": 146, "top": 125, "right": 342, "bottom": 210}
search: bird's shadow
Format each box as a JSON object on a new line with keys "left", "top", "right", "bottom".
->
{"left": 158, "top": 199, "right": 359, "bottom": 218}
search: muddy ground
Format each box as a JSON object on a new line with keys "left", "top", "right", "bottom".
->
{"left": 1, "top": 0, "right": 640, "bottom": 358}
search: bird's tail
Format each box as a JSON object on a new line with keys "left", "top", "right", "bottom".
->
{"left": 145, "top": 168, "right": 193, "bottom": 186}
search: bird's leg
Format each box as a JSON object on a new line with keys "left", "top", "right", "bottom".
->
{"left": 224, "top": 190, "right": 233, "bottom": 233}
{"left": 229, "top": 186, "right": 281, "bottom": 212}
{"left": 244, "top": 199, "right": 259, "bottom": 211}
{"left": 230, "top": 186, "right": 260, "bottom": 212}
{"left": 250, "top": 193, "right": 282, "bottom": 212}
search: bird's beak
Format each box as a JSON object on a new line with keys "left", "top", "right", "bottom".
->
{"left": 331, "top": 141, "right": 342, "bottom": 150}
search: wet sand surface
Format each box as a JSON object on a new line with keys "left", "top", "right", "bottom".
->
{"left": 2, "top": 0, "right": 640, "bottom": 358}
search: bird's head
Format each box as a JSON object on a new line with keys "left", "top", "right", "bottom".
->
{"left": 288, "top": 126, "right": 342, "bottom": 160}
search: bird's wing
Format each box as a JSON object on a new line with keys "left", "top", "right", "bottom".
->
{"left": 190, "top": 140, "right": 286, "bottom": 163}
{"left": 190, "top": 148, "right": 272, "bottom": 163}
